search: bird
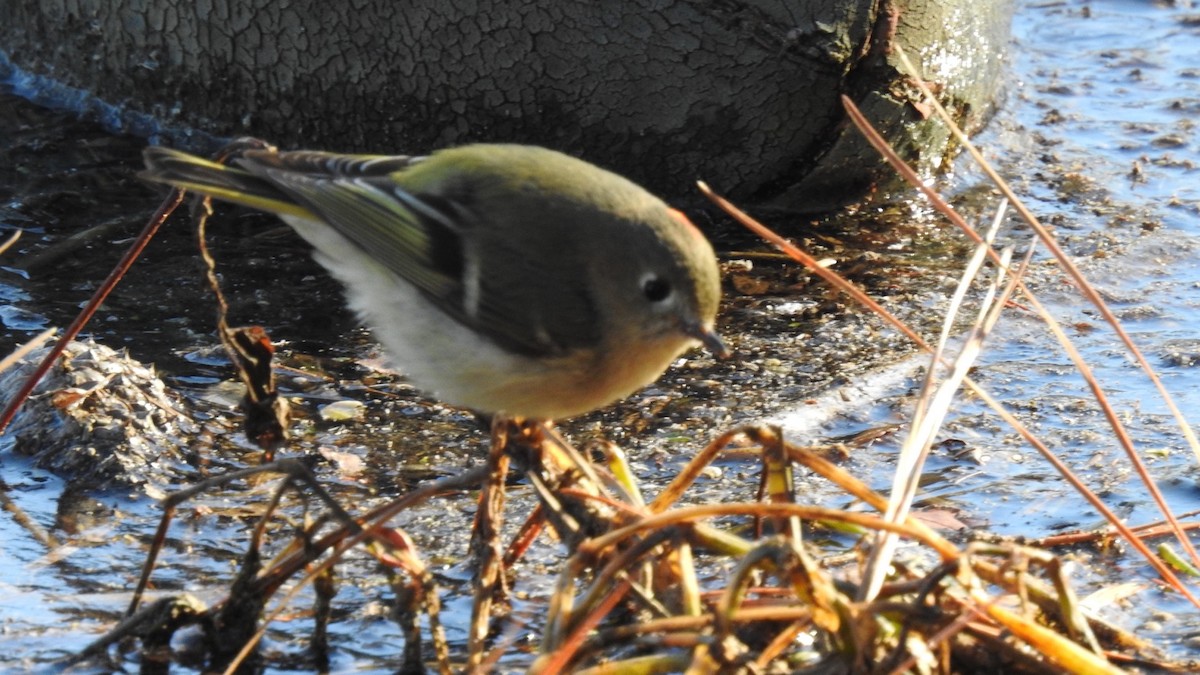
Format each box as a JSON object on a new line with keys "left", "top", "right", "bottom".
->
{"left": 141, "top": 142, "right": 726, "bottom": 420}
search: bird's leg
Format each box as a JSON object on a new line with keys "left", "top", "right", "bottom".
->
{"left": 466, "top": 414, "right": 516, "bottom": 666}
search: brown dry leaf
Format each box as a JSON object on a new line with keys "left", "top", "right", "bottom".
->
{"left": 911, "top": 508, "right": 969, "bottom": 531}
{"left": 731, "top": 274, "right": 773, "bottom": 295}
{"left": 50, "top": 388, "right": 89, "bottom": 410}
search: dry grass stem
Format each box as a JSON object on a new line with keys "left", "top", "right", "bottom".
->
{"left": 892, "top": 45, "right": 1200, "bottom": 570}
{"left": 861, "top": 201, "right": 1019, "bottom": 602}
{"left": 835, "top": 93, "right": 1200, "bottom": 606}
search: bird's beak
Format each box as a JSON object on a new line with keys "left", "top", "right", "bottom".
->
{"left": 686, "top": 322, "right": 731, "bottom": 359}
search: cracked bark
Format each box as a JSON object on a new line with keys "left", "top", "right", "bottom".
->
{"left": 0, "top": 0, "right": 1011, "bottom": 210}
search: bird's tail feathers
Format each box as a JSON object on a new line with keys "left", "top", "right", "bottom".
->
{"left": 140, "top": 146, "right": 312, "bottom": 219}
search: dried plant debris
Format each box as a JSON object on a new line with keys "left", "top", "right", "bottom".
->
{"left": 0, "top": 338, "right": 197, "bottom": 489}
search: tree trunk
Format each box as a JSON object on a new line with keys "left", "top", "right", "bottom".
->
{"left": 0, "top": 0, "right": 1012, "bottom": 209}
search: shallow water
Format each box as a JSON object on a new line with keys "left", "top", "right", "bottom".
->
{"left": 779, "top": 0, "right": 1200, "bottom": 652}
{"left": 2, "top": 0, "right": 1200, "bottom": 671}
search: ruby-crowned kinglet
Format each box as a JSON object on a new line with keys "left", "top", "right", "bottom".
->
{"left": 141, "top": 143, "right": 726, "bottom": 419}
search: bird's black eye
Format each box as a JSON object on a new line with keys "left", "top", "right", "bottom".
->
{"left": 642, "top": 276, "right": 673, "bottom": 302}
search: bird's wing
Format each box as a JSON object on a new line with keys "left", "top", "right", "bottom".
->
{"left": 239, "top": 152, "right": 599, "bottom": 357}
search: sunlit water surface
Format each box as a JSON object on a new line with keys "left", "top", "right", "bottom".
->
{"left": 2, "top": 0, "right": 1200, "bottom": 671}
